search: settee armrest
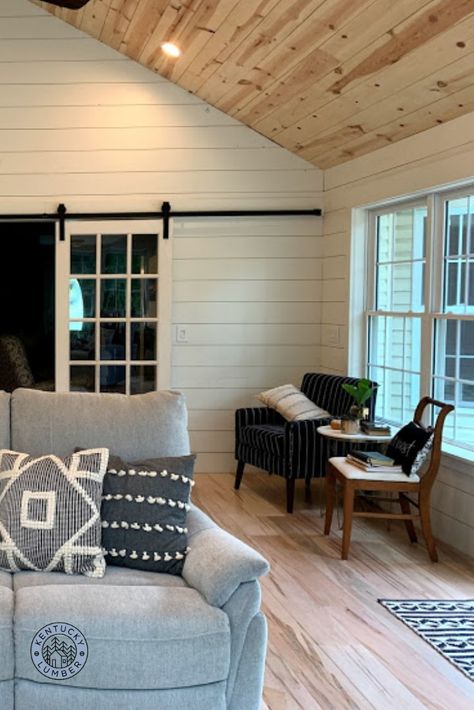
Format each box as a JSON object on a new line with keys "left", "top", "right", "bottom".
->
{"left": 183, "top": 506, "right": 270, "bottom": 607}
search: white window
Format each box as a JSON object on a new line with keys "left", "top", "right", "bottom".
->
{"left": 366, "top": 189, "right": 474, "bottom": 459}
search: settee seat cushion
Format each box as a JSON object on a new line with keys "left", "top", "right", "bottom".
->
{"left": 14, "top": 579, "right": 230, "bottom": 690}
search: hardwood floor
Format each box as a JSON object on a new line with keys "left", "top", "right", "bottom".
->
{"left": 192, "top": 472, "right": 474, "bottom": 710}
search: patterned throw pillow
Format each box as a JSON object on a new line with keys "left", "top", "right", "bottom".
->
{"left": 101, "top": 454, "right": 196, "bottom": 575}
{"left": 0, "top": 448, "right": 109, "bottom": 577}
{"left": 257, "top": 384, "right": 330, "bottom": 421}
{"left": 386, "top": 422, "right": 434, "bottom": 475}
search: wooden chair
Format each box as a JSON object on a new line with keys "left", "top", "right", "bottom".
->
{"left": 324, "top": 397, "right": 454, "bottom": 561}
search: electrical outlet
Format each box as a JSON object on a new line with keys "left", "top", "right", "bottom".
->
{"left": 176, "top": 325, "right": 188, "bottom": 343}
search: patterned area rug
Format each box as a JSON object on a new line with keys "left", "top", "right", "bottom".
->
{"left": 379, "top": 599, "right": 474, "bottom": 681}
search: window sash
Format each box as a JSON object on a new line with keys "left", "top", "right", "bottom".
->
{"left": 366, "top": 193, "right": 474, "bottom": 455}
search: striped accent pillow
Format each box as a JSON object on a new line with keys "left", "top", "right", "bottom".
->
{"left": 257, "top": 384, "right": 330, "bottom": 421}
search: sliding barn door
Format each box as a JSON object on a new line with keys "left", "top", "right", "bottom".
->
{"left": 55, "top": 220, "right": 171, "bottom": 393}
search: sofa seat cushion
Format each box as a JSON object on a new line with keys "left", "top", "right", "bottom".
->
{"left": 13, "top": 566, "right": 188, "bottom": 590}
{"left": 0, "top": 585, "right": 13, "bottom": 682}
{"left": 14, "top": 583, "right": 230, "bottom": 690}
{"left": 239, "top": 424, "right": 285, "bottom": 457}
{"left": 0, "top": 571, "right": 12, "bottom": 589}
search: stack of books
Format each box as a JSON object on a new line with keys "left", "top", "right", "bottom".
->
{"left": 346, "top": 449, "right": 402, "bottom": 472}
{"left": 359, "top": 420, "right": 391, "bottom": 436}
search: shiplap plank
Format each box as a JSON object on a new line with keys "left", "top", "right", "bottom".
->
{"left": 0, "top": 38, "right": 121, "bottom": 62}
{"left": 0, "top": 171, "right": 316, "bottom": 197}
{"left": 0, "top": 127, "right": 272, "bottom": 152}
{"left": 0, "top": 0, "right": 44, "bottom": 16}
{"left": 181, "top": 388, "right": 265, "bottom": 411}
{"left": 0, "top": 59, "right": 165, "bottom": 85}
{"left": 189, "top": 431, "right": 235, "bottom": 454}
{"left": 0, "top": 104, "right": 238, "bottom": 130}
{"left": 173, "top": 235, "right": 322, "bottom": 259}
{"left": 0, "top": 83, "right": 201, "bottom": 108}
{"left": 193, "top": 452, "right": 236, "bottom": 473}
{"left": 0, "top": 150, "right": 319, "bottom": 176}
{"left": 187, "top": 410, "right": 235, "bottom": 431}
{"left": 173, "top": 301, "right": 321, "bottom": 324}
{"left": 172, "top": 365, "right": 310, "bottom": 389}
{"left": 173, "top": 217, "right": 322, "bottom": 238}
{"left": 174, "top": 280, "right": 321, "bottom": 303}
{"left": 174, "top": 257, "right": 321, "bottom": 281}
{"left": 172, "top": 345, "right": 320, "bottom": 367}
{"left": 169, "top": 324, "right": 319, "bottom": 346}
{"left": 0, "top": 17, "right": 82, "bottom": 38}
{"left": 321, "top": 301, "right": 348, "bottom": 326}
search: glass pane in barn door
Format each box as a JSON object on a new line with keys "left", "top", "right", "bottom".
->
{"left": 56, "top": 220, "right": 171, "bottom": 394}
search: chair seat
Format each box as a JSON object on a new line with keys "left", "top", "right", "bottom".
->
{"left": 240, "top": 424, "right": 285, "bottom": 457}
{"left": 329, "top": 457, "right": 420, "bottom": 483}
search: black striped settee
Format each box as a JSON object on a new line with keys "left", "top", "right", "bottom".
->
{"left": 234, "top": 373, "right": 377, "bottom": 513}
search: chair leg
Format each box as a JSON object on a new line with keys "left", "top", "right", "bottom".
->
{"left": 399, "top": 493, "right": 418, "bottom": 543}
{"left": 419, "top": 494, "right": 438, "bottom": 562}
{"left": 234, "top": 460, "right": 245, "bottom": 490}
{"left": 304, "top": 479, "right": 312, "bottom": 504}
{"left": 324, "top": 471, "right": 337, "bottom": 535}
{"left": 341, "top": 483, "right": 355, "bottom": 560}
{"left": 286, "top": 478, "right": 295, "bottom": 514}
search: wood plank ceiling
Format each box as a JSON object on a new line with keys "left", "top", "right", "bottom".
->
{"left": 31, "top": 0, "right": 474, "bottom": 169}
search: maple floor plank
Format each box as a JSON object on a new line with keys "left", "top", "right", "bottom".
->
{"left": 192, "top": 472, "right": 474, "bottom": 710}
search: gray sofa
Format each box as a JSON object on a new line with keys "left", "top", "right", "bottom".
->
{"left": 0, "top": 388, "right": 269, "bottom": 710}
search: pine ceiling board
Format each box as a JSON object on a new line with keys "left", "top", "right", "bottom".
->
{"left": 317, "top": 80, "right": 474, "bottom": 168}
{"left": 118, "top": 0, "right": 170, "bottom": 59}
{"left": 76, "top": 0, "right": 114, "bottom": 39}
{"left": 293, "top": 44, "right": 474, "bottom": 164}
{"left": 137, "top": 1, "right": 225, "bottom": 72}
{"left": 149, "top": 0, "right": 238, "bottom": 80}
{"left": 248, "top": 0, "right": 434, "bottom": 133}
{"left": 296, "top": 11, "right": 474, "bottom": 161}
{"left": 213, "top": 0, "right": 379, "bottom": 118}
{"left": 168, "top": 0, "right": 272, "bottom": 85}
{"left": 99, "top": 1, "right": 141, "bottom": 52}
{"left": 193, "top": 0, "right": 344, "bottom": 108}
{"left": 174, "top": 0, "right": 283, "bottom": 93}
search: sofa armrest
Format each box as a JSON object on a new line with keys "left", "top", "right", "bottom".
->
{"left": 183, "top": 506, "right": 270, "bottom": 607}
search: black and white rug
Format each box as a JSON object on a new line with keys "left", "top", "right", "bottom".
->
{"left": 379, "top": 599, "right": 474, "bottom": 681}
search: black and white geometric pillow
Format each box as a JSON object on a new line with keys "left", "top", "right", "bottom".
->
{"left": 386, "top": 421, "right": 434, "bottom": 475}
{"left": 0, "top": 448, "right": 109, "bottom": 577}
{"left": 101, "top": 454, "right": 196, "bottom": 575}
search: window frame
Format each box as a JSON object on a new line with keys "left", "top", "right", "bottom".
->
{"left": 363, "top": 188, "right": 474, "bottom": 462}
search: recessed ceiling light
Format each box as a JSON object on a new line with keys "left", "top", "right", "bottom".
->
{"left": 161, "top": 42, "right": 181, "bottom": 58}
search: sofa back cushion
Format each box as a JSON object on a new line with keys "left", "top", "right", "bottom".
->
{"left": 11, "top": 389, "right": 190, "bottom": 459}
{"left": 0, "top": 392, "right": 10, "bottom": 450}
{"left": 300, "top": 373, "right": 377, "bottom": 418}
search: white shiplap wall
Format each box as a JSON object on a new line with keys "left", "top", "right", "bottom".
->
{"left": 1, "top": 1, "right": 323, "bottom": 472}
{"left": 323, "top": 113, "right": 474, "bottom": 558}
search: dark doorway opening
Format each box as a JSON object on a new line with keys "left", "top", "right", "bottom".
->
{"left": 0, "top": 221, "right": 56, "bottom": 389}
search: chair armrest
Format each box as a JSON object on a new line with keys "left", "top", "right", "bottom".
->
{"left": 236, "top": 406, "right": 284, "bottom": 431}
{"left": 183, "top": 506, "right": 270, "bottom": 607}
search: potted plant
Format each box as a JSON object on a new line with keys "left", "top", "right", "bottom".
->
{"left": 340, "top": 379, "right": 377, "bottom": 432}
